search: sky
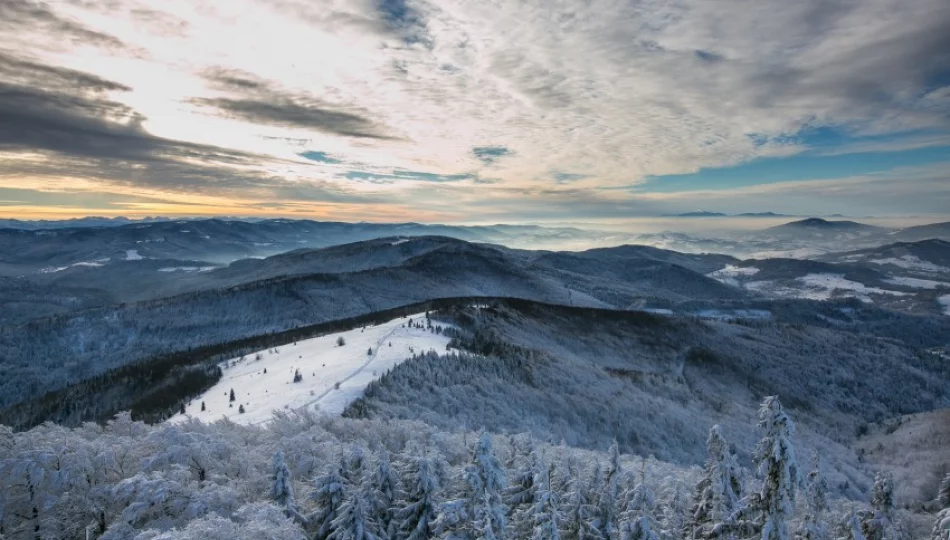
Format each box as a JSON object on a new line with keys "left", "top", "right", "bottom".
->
{"left": 1, "top": 0, "right": 949, "bottom": 223}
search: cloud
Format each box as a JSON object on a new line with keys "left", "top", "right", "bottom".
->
{"left": 1, "top": 0, "right": 949, "bottom": 220}
{"left": 191, "top": 69, "right": 394, "bottom": 140}
{"left": 0, "top": 0, "right": 126, "bottom": 50}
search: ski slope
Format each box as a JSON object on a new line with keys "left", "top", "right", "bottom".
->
{"left": 169, "top": 313, "right": 453, "bottom": 425}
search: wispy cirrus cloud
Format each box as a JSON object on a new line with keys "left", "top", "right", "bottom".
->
{"left": 0, "top": 0, "right": 947, "bottom": 220}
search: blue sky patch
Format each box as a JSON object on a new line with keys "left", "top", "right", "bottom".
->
{"left": 473, "top": 146, "right": 511, "bottom": 164}
{"left": 299, "top": 151, "right": 342, "bottom": 164}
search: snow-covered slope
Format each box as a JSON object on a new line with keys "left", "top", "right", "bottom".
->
{"left": 170, "top": 313, "right": 453, "bottom": 425}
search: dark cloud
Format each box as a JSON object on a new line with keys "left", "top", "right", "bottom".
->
{"left": 195, "top": 69, "right": 394, "bottom": 140}
{"left": 0, "top": 0, "right": 126, "bottom": 50}
{"left": 0, "top": 53, "right": 298, "bottom": 196}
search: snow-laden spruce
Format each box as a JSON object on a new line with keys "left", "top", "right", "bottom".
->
{"left": 754, "top": 397, "right": 800, "bottom": 540}
{"left": 0, "top": 397, "right": 936, "bottom": 540}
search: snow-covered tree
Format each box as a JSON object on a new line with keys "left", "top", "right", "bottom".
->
{"left": 754, "top": 396, "right": 799, "bottom": 540}
{"left": 593, "top": 443, "right": 623, "bottom": 540}
{"left": 395, "top": 455, "right": 440, "bottom": 540}
{"left": 619, "top": 463, "right": 659, "bottom": 540}
{"left": 931, "top": 508, "right": 950, "bottom": 540}
{"left": 938, "top": 473, "right": 950, "bottom": 510}
{"left": 532, "top": 464, "right": 561, "bottom": 540}
{"left": 559, "top": 460, "right": 598, "bottom": 540}
{"left": 796, "top": 453, "right": 829, "bottom": 540}
{"left": 685, "top": 425, "right": 745, "bottom": 540}
{"left": 329, "top": 484, "right": 384, "bottom": 540}
{"left": 311, "top": 463, "right": 346, "bottom": 540}
{"left": 368, "top": 450, "right": 399, "bottom": 538}
{"left": 435, "top": 432, "right": 508, "bottom": 540}
{"left": 507, "top": 448, "right": 541, "bottom": 538}
{"left": 272, "top": 450, "right": 301, "bottom": 522}
{"left": 835, "top": 508, "right": 866, "bottom": 540}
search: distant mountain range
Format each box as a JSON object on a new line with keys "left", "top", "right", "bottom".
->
{"left": 665, "top": 210, "right": 796, "bottom": 217}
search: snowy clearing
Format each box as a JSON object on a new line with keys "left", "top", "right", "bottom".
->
{"left": 745, "top": 274, "right": 907, "bottom": 303}
{"left": 125, "top": 249, "right": 143, "bottom": 260}
{"left": 883, "top": 277, "right": 950, "bottom": 289}
{"left": 158, "top": 266, "right": 216, "bottom": 273}
{"left": 940, "top": 295, "right": 950, "bottom": 316}
{"left": 694, "top": 309, "right": 771, "bottom": 320}
{"left": 391, "top": 238, "right": 410, "bottom": 245}
{"left": 797, "top": 273, "right": 907, "bottom": 301}
{"left": 707, "top": 265, "right": 759, "bottom": 286}
{"left": 170, "top": 313, "right": 453, "bottom": 425}
{"left": 869, "top": 255, "right": 947, "bottom": 273}
{"left": 37, "top": 260, "right": 105, "bottom": 273}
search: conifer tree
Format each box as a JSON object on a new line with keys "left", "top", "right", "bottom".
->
{"left": 754, "top": 397, "right": 799, "bottom": 540}
{"left": 796, "top": 453, "right": 829, "bottom": 540}
{"left": 507, "top": 448, "right": 541, "bottom": 538}
{"left": 369, "top": 450, "right": 399, "bottom": 538}
{"left": 329, "top": 485, "right": 383, "bottom": 540}
{"left": 686, "top": 425, "right": 744, "bottom": 540}
{"left": 272, "top": 449, "right": 305, "bottom": 524}
{"left": 396, "top": 455, "right": 440, "bottom": 540}
{"left": 836, "top": 508, "right": 866, "bottom": 540}
{"left": 532, "top": 464, "right": 561, "bottom": 540}
{"left": 311, "top": 462, "right": 347, "bottom": 540}
{"left": 559, "top": 460, "right": 598, "bottom": 540}
{"left": 594, "top": 443, "right": 623, "bottom": 540}
{"left": 229, "top": 388, "right": 236, "bottom": 402}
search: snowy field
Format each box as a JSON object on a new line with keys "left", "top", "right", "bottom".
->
{"left": 707, "top": 264, "right": 759, "bottom": 286}
{"left": 883, "top": 276, "right": 950, "bottom": 289}
{"left": 169, "top": 313, "right": 453, "bottom": 425}
{"left": 869, "top": 255, "right": 948, "bottom": 273}
{"left": 940, "top": 295, "right": 950, "bottom": 316}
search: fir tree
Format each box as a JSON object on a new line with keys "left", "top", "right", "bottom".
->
{"left": 368, "top": 450, "right": 399, "bottom": 538}
{"left": 796, "top": 453, "right": 829, "bottom": 540}
{"left": 229, "top": 388, "right": 236, "bottom": 402}
{"left": 559, "top": 460, "right": 598, "bottom": 540}
{"left": 272, "top": 450, "right": 305, "bottom": 524}
{"left": 835, "top": 508, "right": 866, "bottom": 540}
{"left": 594, "top": 443, "right": 623, "bottom": 540}
{"left": 311, "top": 463, "right": 347, "bottom": 540}
{"left": 686, "top": 425, "right": 744, "bottom": 540}
{"left": 531, "top": 464, "right": 561, "bottom": 540}
{"left": 396, "top": 455, "right": 440, "bottom": 540}
{"left": 506, "top": 448, "right": 541, "bottom": 538}
{"left": 200, "top": 401, "right": 206, "bottom": 412}
{"left": 329, "top": 485, "right": 383, "bottom": 540}
{"left": 754, "top": 397, "right": 799, "bottom": 540}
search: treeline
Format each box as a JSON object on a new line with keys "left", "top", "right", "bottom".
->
{"left": 0, "top": 298, "right": 673, "bottom": 431}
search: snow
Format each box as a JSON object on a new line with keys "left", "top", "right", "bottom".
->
{"left": 169, "top": 313, "right": 453, "bottom": 425}
{"left": 37, "top": 261, "right": 105, "bottom": 273}
{"left": 745, "top": 274, "right": 908, "bottom": 303}
{"left": 694, "top": 309, "right": 771, "bottom": 320}
{"left": 939, "top": 295, "right": 950, "bottom": 316}
{"left": 883, "top": 277, "right": 950, "bottom": 289}
{"left": 707, "top": 265, "right": 759, "bottom": 286}
{"left": 868, "top": 255, "right": 947, "bottom": 273}
{"left": 793, "top": 274, "right": 907, "bottom": 302}
{"left": 391, "top": 238, "right": 410, "bottom": 245}
{"left": 642, "top": 308, "right": 674, "bottom": 315}
{"left": 158, "top": 266, "right": 216, "bottom": 273}
{"left": 125, "top": 249, "right": 144, "bottom": 260}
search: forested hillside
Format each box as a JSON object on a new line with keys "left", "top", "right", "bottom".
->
{"left": 3, "top": 397, "right": 945, "bottom": 540}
